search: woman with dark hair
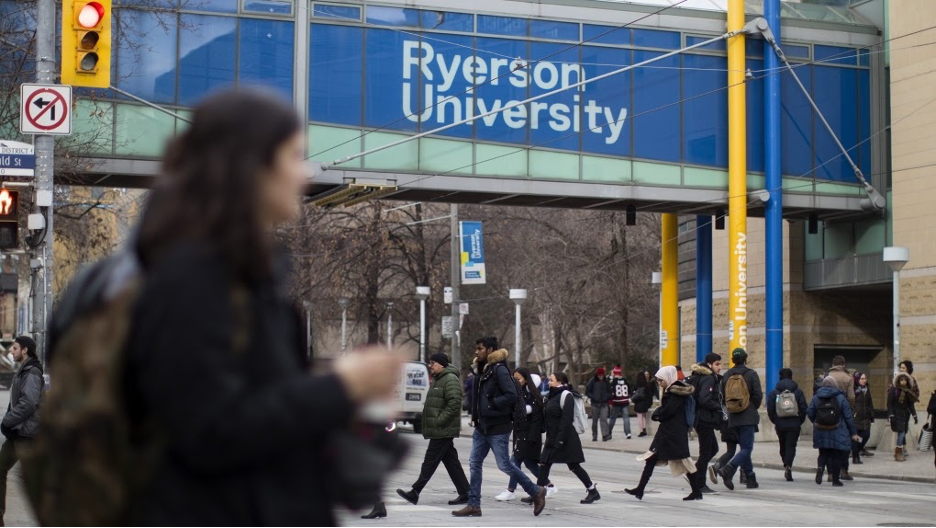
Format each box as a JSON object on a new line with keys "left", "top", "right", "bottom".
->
{"left": 851, "top": 371, "right": 874, "bottom": 465}
{"left": 888, "top": 372, "right": 919, "bottom": 462}
{"left": 125, "top": 89, "right": 400, "bottom": 525}
{"left": 496, "top": 368, "right": 556, "bottom": 502}
{"left": 537, "top": 372, "right": 600, "bottom": 505}
{"left": 632, "top": 370, "right": 656, "bottom": 437}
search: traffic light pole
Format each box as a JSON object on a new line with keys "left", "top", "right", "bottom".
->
{"left": 33, "top": 0, "right": 55, "bottom": 361}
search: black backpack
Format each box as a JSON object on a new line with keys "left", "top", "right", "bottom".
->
{"left": 815, "top": 395, "right": 842, "bottom": 430}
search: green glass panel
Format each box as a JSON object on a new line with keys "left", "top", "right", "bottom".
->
{"left": 64, "top": 100, "right": 113, "bottom": 156}
{"left": 114, "top": 104, "right": 175, "bottom": 158}
{"left": 582, "top": 156, "right": 630, "bottom": 183}
{"left": 746, "top": 175, "right": 765, "bottom": 191}
{"left": 684, "top": 167, "right": 728, "bottom": 188}
{"left": 804, "top": 222, "right": 823, "bottom": 261}
{"left": 475, "top": 143, "right": 526, "bottom": 177}
{"left": 824, "top": 222, "right": 853, "bottom": 259}
{"left": 419, "top": 138, "right": 472, "bottom": 175}
{"left": 309, "top": 125, "right": 362, "bottom": 169}
{"left": 363, "top": 131, "right": 417, "bottom": 171}
{"left": 855, "top": 218, "right": 886, "bottom": 255}
{"left": 530, "top": 150, "right": 579, "bottom": 181}
{"left": 632, "top": 161, "right": 680, "bottom": 186}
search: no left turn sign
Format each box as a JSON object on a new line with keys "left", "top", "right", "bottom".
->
{"left": 20, "top": 84, "right": 72, "bottom": 135}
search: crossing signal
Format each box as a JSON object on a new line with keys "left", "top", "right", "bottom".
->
{"left": 0, "top": 190, "right": 19, "bottom": 250}
{"left": 61, "top": 0, "right": 111, "bottom": 88}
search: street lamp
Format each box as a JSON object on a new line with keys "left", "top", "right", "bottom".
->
{"left": 338, "top": 297, "right": 351, "bottom": 355}
{"left": 303, "top": 300, "right": 313, "bottom": 359}
{"left": 883, "top": 247, "right": 910, "bottom": 376}
{"left": 652, "top": 271, "right": 663, "bottom": 369}
{"left": 509, "top": 289, "right": 528, "bottom": 367}
{"left": 386, "top": 302, "right": 394, "bottom": 352}
{"left": 415, "top": 286, "right": 430, "bottom": 363}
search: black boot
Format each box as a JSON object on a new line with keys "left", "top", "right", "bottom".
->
{"left": 580, "top": 485, "right": 600, "bottom": 504}
{"left": 717, "top": 463, "right": 737, "bottom": 491}
{"left": 683, "top": 477, "right": 704, "bottom": 501}
{"left": 448, "top": 493, "right": 469, "bottom": 505}
{"left": 784, "top": 466, "right": 793, "bottom": 482}
{"left": 745, "top": 472, "right": 759, "bottom": 489}
{"left": 626, "top": 462, "right": 654, "bottom": 500}
{"left": 362, "top": 502, "right": 387, "bottom": 519}
{"left": 815, "top": 467, "right": 824, "bottom": 485}
{"left": 709, "top": 462, "right": 721, "bottom": 484}
{"left": 739, "top": 469, "right": 748, "bottom": 485}
{"left": 853, "top": 455, "right": 863, "bottom": 465}
{"left": 638, "top": 429, "right": 648, "bottom": 438}
{"left": 396, "top": 488, "right": 419, "bottom": 505}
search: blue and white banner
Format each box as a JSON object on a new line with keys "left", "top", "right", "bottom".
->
{"left": 460, "top": 221, "right": 486, "bottom": 285}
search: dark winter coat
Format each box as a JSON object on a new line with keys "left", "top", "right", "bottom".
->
{"left": 686, "top": 364, "right": 722, "bottom": 428}
{"left": 807, "top": 387, "right": 857, "bottom": 451}
{"left": 766, "top": 379, "right": 808, "bottom": 432}
{"left": 540, "top": 386, "right": 585, "bottom": 465}
{"left": 512, "top": 386, "right": 544, "bottom": 460}
{"left": 632, "top": 376, "right": 656, "bottom": 413}
{"left": 125, "top": 244, "right": 354, "bottom": 526}
{"left": 928, "top": 391, "right": 936, "bottom": 430}
{"left": 887, "top": 373, "right": 918, "bottom": 434}
{"left": 423, "top": 365, "right": 463, "bottom": 439}
{"left": 852, "top": 386, "right": 875, "bottom": 431}
{"left": 720, "top": 365, "right": 763, "bottom": 428}
{"left": 649, "top": 381, "right": 694, "bottom": 461}
{"left": 470, "top": 349, "right": 517, "bottom": 436}
{"left": 585, "top": 376, "right": 611, "bottom": 407}
{"left": 2, "top": 356, "right": 44, "bottom": 439}
{"left": 828, "top": 366, "right": 855, "bottom": 406}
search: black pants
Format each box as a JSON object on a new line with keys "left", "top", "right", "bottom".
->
{"left": 412, "top": 438, "right": 470, "bottom": 495}
{"left": 0, "top": 439, "right": 25, "bottom": 518}
{"left": 717, "top": 440, "right": 737, "bottom": 468}
{"left": 694, "top": 424, "right": 719, "bottom": 488}
{"left": 777, "top": 428, "right": 800, "bottom": 468}
{"left": 852, "top": 429, "right": 871, "bottom": 458}
{"left": 633, "top": 454, "right": 700, "bottom": 494}
{"left": 537, "top": 462, "right": 592, "bottom": 489}
{"left": 818, "top": 448, "right": 844, "bottom": 482}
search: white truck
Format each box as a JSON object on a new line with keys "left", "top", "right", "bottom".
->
{"left": 391, "top": 361, "right": 430, "bottom": 434}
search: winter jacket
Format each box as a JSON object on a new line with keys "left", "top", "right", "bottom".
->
{"left": 125, "top": 244, "right": 355, "bottom": 526}
{"left": 512, "top": 387, "right": 544, "bottom": 460}
{"left": 423, "top": 365, "right": 463, "bottom": 439}
{"left": 807, "top": 387, "right": 857, "bottom": 451}
{"left": 686, "top": 363, "right": 722, "bottom": 428}
{"left": 470, "top": 349, "right": 517, "bottom": 436}
{"left": 928, "top": 390, "right": 936, "bottom": 430}
{"left": 852, "top": 386, "right": 875, "bottom": 431}
{"left": 540, "top": 386, "right": 585, "bottom": 465}
{"left": 585, "top": 376, "right": 611, "bottom": 407}
{"left": 609, "top": 377, "right": 630, "bottom": 406}
{"left": 632, "top": 376, "right": 656, "bottom": 414}
{"left": 1, "top": 356, "right": 44, "bottom": 439}
{"left": 649, "top": 381, "right": 694, "bottom": 461}
{"left": 828, "top": 366, "right": 855, "bottom": 406}
{"left": 720, "top": 365, "right": 763, "bottom": 428}
{"left": 766, "top": 379, "right": 808, "bottom": 432}
{"left": 887, "top": 373, "right": 918, "bottom": 434}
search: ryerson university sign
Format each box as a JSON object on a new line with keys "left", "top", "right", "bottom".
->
{"left": 402, "top": 40, "right": 629, "bottom": 145}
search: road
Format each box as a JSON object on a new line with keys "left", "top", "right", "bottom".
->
{"left": 339, "top": 433, "right": 936, "bottom": 527}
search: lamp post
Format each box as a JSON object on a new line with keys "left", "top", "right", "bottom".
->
{"left": 883, "top": 247, "right": 909, "bottom": 376}
{"left": 303, "top": 300, "right": 313, "bottom": 359}
{"left": 415, "top": 286, "right": 430, "bottom": 363}
{"left": 386, "top": 302, "right": 394, "bottom": 352}
{"left": 652, "top": 271, "right": 663, "bottom": 369}
{"left": 509, "top": 289, "right": 528, "bottom": 367}
{"left": 338, "top": 297, "right": 350, "bottom": 355}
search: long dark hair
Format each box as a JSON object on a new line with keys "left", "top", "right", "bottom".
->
{"left": 553, "top": 372, "right": 570, "bottom": 387}
{"left": 137, "top": 88, "right": 302, "bottom": 283}
{"left": 514, "top": 367, "right": 544, "bottom": 411}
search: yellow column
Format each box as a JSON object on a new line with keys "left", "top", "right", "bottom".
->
{"left": 728, "top": 0, "right": 748, "bottom": 363}
{"left": 661, "top": 213, "right": 678, "bottom": 367}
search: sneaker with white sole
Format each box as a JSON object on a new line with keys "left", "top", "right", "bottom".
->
{"left": 494, "top": 490, "right": 516, "bottom": 501}
{"left": 546, "top": 485, "right": 559, "bottom": 498}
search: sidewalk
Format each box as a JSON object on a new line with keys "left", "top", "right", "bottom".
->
{"left": 459, "top": 415, "right": 936, "bottom": 484}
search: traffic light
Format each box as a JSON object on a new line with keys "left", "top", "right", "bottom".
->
{"left": 0, "top": 189, "right": 19, "bottom": 250}
{"left": 61, "top": 0, "right": 111, "bottom": 88}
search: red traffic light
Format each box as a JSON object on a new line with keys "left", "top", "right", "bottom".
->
{"left": 77, "top": 1, "right": 105, "bottom": 28}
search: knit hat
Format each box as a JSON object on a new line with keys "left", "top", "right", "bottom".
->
{"left": 429, "top": 353, "right": 450, "bottom": 367}
{"left": 596, "top": 367, "right": 606, "bottom": 376}
{"left": 612, "top": 366, "right": 622, "bottom": 377}
{"left": 821, "top": 376, "right": 838, "bottom": 388}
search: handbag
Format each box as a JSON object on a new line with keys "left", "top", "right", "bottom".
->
{"left": 919, "top": 420, "right": 933, "bottom": 452}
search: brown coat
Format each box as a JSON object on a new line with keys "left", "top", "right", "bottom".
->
{"left": 828, "top": 366, "right": 855, "bottom": 406}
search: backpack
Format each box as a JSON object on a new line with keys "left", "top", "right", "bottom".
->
{"left": 724, "top": 372, "right": 751, "bottom": 414}
{"left": 776, "top": 390, "right": 799, "bottom": 418}
{"left": 684, "top": 392, "right": 697, "bottom": 428}
{"left": 560, "top": 390, "right": 588, "bottom": 434}
{"left": 815, "top": 395, "right": 842, "bottom": 430}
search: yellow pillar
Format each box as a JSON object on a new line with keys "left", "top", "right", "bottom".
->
{"left": 661, "top": 213, "right": 678, "bottom": 367}
{"left": 728, "top": 0, "right": 748, "bottom": 363}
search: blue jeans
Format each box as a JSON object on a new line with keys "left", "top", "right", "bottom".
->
{"left": 608, "top": 406, "right": 632, "bottom": 436}
{"left": 507, "top": 453, "right": 540, "bottom": 491}
{"left": 729, "top": 425, "right": 755, "bottom": 474}
{"left": 469, "top": 429, "right": 539, "bottom": 507}
{"left": 897, "top": 430, "right": 907, "bottom": 446}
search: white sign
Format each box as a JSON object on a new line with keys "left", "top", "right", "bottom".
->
{"left": 444, "top": 287, "right": 453, "bottom": 304}
{"left": 459, "top": 303, "right": 469, "bottom": 316}
{"left": 660, "top": 330, "right": 668, "bottom": 350}
{"left": 20, "top": 84, "right": 72, "bottom": 135}
{"left": 442, "top": 316, "right": 454, "bottom": 339}
{"left": 0, "top": 140, "right": 34, "bottom": 177}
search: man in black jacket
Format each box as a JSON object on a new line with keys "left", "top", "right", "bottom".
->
{"left": 717, "top": 348, "right": 763, "bottom": 490}
{"left": 585, "top": 367, "right": 612, "bottom": 442}
{"left": 766, "top": 368, "right": 808, "bottom": 482}
{"left": 453, "top": 337, "right": 546, "bottom": 518}
{"left": 686, "top": 353, "right": 722, "bottom": 494}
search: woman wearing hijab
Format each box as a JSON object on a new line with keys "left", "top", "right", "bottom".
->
{"left": 888, "top": 372, "right": 919, "bottom": 462}
{"left": 625, "top": 366, "right": 702, "bottom": 501}
{"left": 851, "top": 371, "right": 874, "bottom": 465}
{"left": 807, "top": 376, "right": 859, "bottom": 486}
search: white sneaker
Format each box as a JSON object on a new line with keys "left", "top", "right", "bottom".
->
{"left": 626, "top": 434, "right": 632, "bottom": 439}
{"left": 495, "top": 490, "right": 515, "bottom": 501}
{"left": 546, "top": 485, "right": 559, "bottom": 498}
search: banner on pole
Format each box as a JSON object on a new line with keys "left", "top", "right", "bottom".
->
{"left": 460, "top": 221, "right": 486, "bottom": 285}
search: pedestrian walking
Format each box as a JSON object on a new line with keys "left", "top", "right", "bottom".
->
{"left": 899, "top": 360, "right": 921, "bottom": 400}
{"left": 887, "top": 372, "right": 919, "bottom": 462}
{"left": 827, "top": 356, "right": 856, "bottom": 479}
{"left": 625, "top": 366, "right": 703, "bottom": 501}
{"left": 608, "top": 366, "right": 632, "bottom": 440}
{"left": 0, "top": 336, "right": 42, "bottom": 525}
{"left": 766, "top": 368, "right": 808, "bottom": 481}
{"left": 633, "top": 370, "right": 656, "bottom": 437}
{"left": 851, "top": 371, "right": 875, "bottom": 465}
{"left": 538, "top": 372, "right": 600, "bottom": 504}
{"left": 927, "top": 390, "right": 936, "bottom": 480}
{"left": 363, "top": 421, "right": 403, "bottom": 520}
{"left": 586, "top": 367, "right": 612, "bottom": 442}
{"left": 686, "top": 353, "right": 723, "bottom": 494}
{"left": 397, "top": 353, "right": 470, "bottom": 507}
{"left": 454, "top": 337, "right": 546, "bottom": 517}
{"left": 496, "top": 367, "right": 557, "bottom": 502}
{"left": 808, "top": 377, "right": 859, "bottom": 487}
{"left": 717, "top": 348, "right": 764, "bottom": 490}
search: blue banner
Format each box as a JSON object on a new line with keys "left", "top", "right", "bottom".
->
{"left": 460, "top": 221, "right": 486, "bottom": 285}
